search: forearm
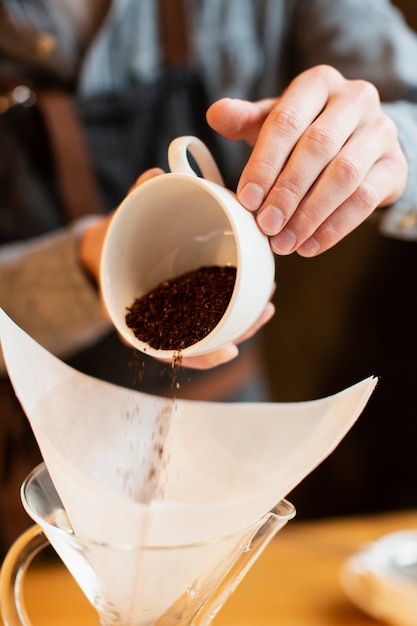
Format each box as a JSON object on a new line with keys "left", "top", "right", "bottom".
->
{"left": 0, "top": 225, "right": 110, "bottom": 376}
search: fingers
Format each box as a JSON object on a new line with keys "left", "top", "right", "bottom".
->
{"left": 219, "top": 65, "right": 407, "bottom": 257}
{"left": 297, "top": 150, "right": 408, "bottom": 256}
{"left": 268, "top": 109, "right": 400, "bottom": 255}
{"left": 128, "top": 167, "right": 165, "bottom": 193}
{"left": 254, "top": 82, "right": 369, "bottom": 240}
{"left": 79, "top": 214, "right": 113, "bottom": 282}
{"left": 235, "top": 66, "right": 342, "bottom": 206}
{"left": 180, "top": 344, "right": 240, "bottom": 370}
{"left": 206, "top": 97, "right": 277, "bottom": 146}
{"left": 237, "top": 68, "right": 339, "bottom": 208}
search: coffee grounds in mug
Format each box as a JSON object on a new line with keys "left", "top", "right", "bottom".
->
{"left": 125, "top": 266, "right": 236, "bottom": 351}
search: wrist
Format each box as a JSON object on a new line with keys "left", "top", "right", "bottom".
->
{"left": 73, "top": 215, "right": 110, "bottom": 285}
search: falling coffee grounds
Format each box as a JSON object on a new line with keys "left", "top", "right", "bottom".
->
{"left": 125, "top": 266, "right": 236, "bottom": 351}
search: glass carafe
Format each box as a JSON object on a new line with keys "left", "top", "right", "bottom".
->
{"left": 0, "top": 463, "right": 295, "bottom": 625}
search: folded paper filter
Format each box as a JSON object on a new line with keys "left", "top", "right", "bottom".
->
{"left": 0, "top": 309, "right": 377, "bottom": 623}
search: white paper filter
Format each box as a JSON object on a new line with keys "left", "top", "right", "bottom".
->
{"left": 0, "top": 309, "right": 376, "bottom": 623}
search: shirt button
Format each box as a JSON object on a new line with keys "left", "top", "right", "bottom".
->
{"left": 35, "top": 33, "right": 57, "bottom": 58}
{"left": 397, "top": 212, "right": 417, "bottom": 231}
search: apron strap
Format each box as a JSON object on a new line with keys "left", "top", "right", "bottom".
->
{"left": 159, "top": 0, "right": 194, "bottom": 67}
{"left": 36, "top": 89, "right": 103, "bottom": 220}
{"left": 0, "top": 63, "right": 103, "bottom": 223}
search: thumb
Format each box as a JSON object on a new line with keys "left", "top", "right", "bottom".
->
{"left": 206, "top": 97, "right": 276, "bottom": 145}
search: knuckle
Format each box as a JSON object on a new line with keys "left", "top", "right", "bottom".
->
{"left": 312, "top": 64, "right": 343, "bottom": 82}
{"left": 378, "top": 112, "right": 398, "bottom": 139}
{"left": 268, "top": 105, "right": 305, "bottom": 135}
{"left": 285, "top": 201, "right": 317, "bottom": 235}
{"left": 303, "top": 124, "right": 338, "bottom": 157}
{"left": 314, "top": 228, "right": 342, "bottom": 255}
{"left": 300, "top": 64, "right": 343, "bottom": 86}
{"left": 332, "top": 155, "right": 361, "bottom": 186}
{"left": 297, "top": 205, "right": 318, "bottom": 231}
{"left": 352, "top": 79, "right": 380, "bottom": 106}
{"left": 315, "top": 225, "right": 339, "bottom": 249}
{"left": 250, "top": 155, "right": 279, "bottom": 182}
{"left": 273, "top": 172, "right": 304, "bottom": 208}
{"left": 354, "top": 182, "right": 379, "bottom": 213}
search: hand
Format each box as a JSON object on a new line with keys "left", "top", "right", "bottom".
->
{"left": 79, "top": 169, "right": 275, "bottom": 369}
{"left": 207, "top": 64, "right": 408, "bottom": 257}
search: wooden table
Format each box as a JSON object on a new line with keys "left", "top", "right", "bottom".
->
{"left": 4, "top": 508, "right": 417, "bottom": 625}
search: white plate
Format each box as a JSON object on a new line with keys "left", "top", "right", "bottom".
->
{"left": 340, "top": 530, "right": 417, "bottom": 626}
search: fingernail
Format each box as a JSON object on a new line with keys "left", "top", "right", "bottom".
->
{"left": 298, "top": 237, "right": 320, "bottom": 257}
{"left": 257, "top": 206, "right": 284, "bottom": 235}
{"left": 271, "top": 229, "right": 297, "bottom": 255}
{"left": 238, "top": 183, "right": 264, "bottom": 212}
{"left": 263, "top": 301, "right": 276, "bottom": 324}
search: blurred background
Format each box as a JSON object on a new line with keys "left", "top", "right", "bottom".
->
{"left": 270, "top": 0, "right": 417, "bottom": 521}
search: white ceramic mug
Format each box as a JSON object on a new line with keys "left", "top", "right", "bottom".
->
{"left": 100, "top": 135, "right": 275, "bottom": 358}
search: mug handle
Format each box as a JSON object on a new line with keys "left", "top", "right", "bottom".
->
{"left": 0, "top": 525, "right": 49, "bottom": 626}
{"left": 168, "top": 135, "right": 225, "bottom": 186}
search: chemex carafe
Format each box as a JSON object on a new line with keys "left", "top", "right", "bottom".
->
{"left": 0, "top": 463, "right": 295, "bottom": 625}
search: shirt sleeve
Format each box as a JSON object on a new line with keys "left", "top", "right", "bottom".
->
{"left": 0, "top": 223, "right": 111, "bottom": 377}
{"left": 378, "top": 101, "right": 417, "bottom": 240}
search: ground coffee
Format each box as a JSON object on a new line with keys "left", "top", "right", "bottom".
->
{"left": 125, "top": 265, "right": 237, "bottom": 351}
